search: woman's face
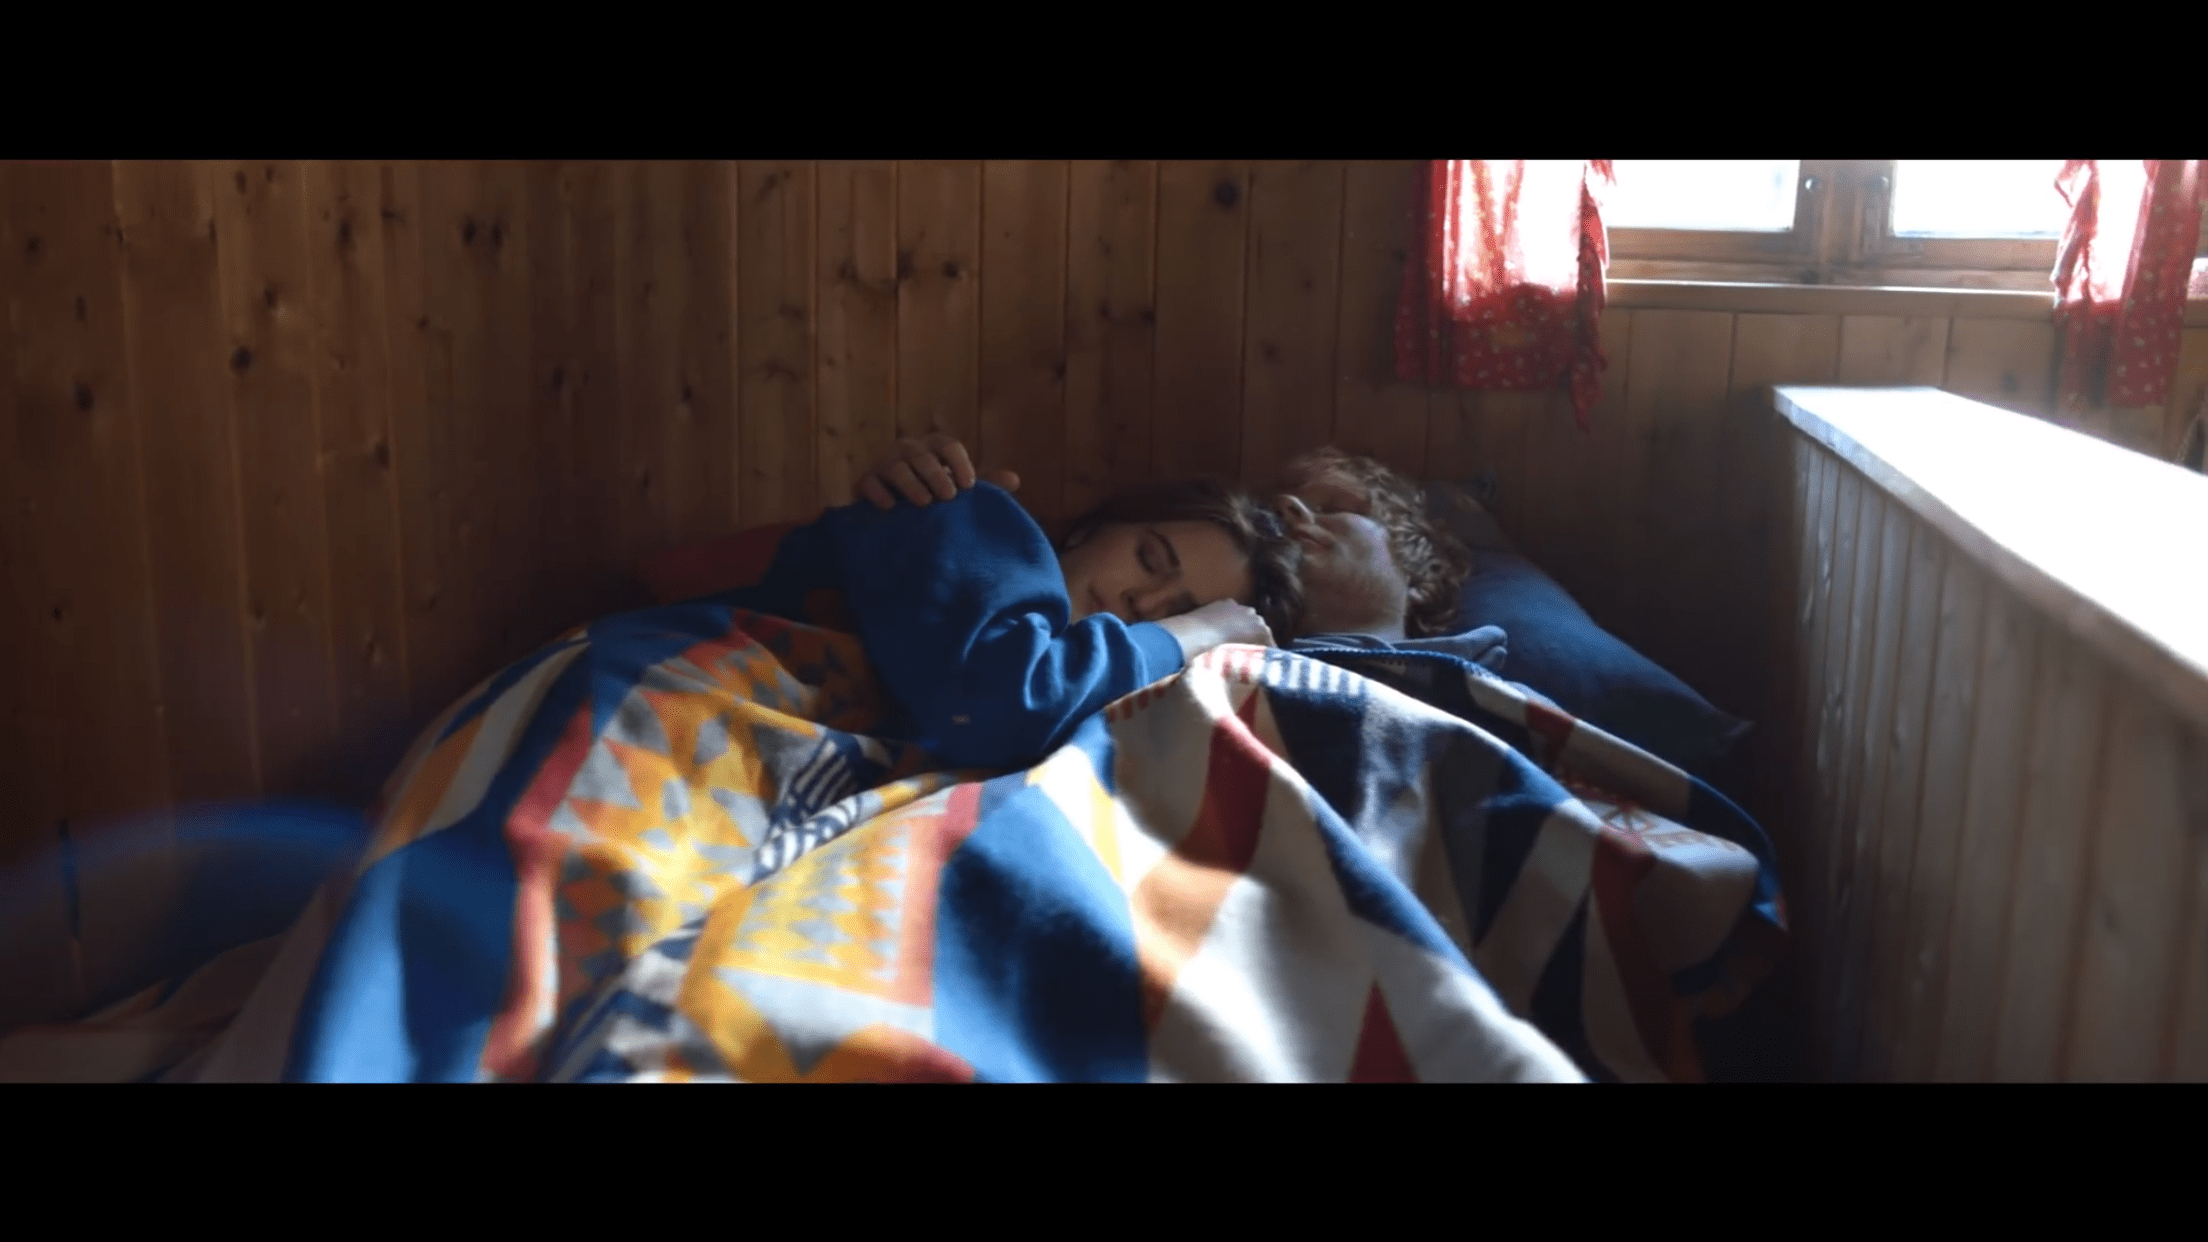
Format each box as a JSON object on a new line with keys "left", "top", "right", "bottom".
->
{"left": 1060, "top": 520, "right": 1252, "bottom": 624}
{"left": 1278, "top": 494, "right": 1409, "bottom": 634}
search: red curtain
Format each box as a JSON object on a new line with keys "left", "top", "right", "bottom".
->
{"left": 2053, "top": 159, "right": 2203, "bottom": 412}
{"left": 1394, "top": 160, "right": 1614, "bottom": 429}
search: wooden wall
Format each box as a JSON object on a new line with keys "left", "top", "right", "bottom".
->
{"left": 1772, "top": 427, "right": 2208, "bottom": 1081}
{"left": 0, "top": 158, "right": 1458, "bottom": 1023}
{"left": 2, "top": 158, "right": 2203, "bottom": 1044}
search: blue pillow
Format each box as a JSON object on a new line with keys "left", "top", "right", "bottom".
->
{"left": 1454, "top": 550, "right": 1751, "bottom": 772}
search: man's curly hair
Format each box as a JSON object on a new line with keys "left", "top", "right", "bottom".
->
{"left": 1278, "top": 447, "right": 1473, "bottom": 638}
{"left": 1058, "top": 477, "right": 1308, "bottom": 641}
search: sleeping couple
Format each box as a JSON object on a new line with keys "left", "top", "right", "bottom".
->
{"left": 637, "top": 434, "right": 1516, "bottom": 774}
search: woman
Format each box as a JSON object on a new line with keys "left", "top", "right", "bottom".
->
{"left": 856, "top": 438, "right": 1473, "bottom": 649}
{"left": 639, "top": 455, "right": 1302, "bottom": 773}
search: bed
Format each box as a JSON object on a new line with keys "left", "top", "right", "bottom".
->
{"left": 0, "top": 489, "right": 1785, "bottom": 1083}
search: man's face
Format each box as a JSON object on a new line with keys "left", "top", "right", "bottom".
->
{"left": 1278, "top": 493, "right": 1411, "bottom": 634}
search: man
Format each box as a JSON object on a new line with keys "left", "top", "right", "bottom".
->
{"left": 854, "top": 436, "right": 1515, "bottom": 676}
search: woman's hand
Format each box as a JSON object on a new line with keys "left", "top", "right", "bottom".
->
{"left": 856, "top": 435, "right": 1020, "bottom": 510}
{"left": 1154, "top": 599, "right": 1275, "bottom": 662}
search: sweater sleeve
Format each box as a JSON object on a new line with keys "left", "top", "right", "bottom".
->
{"left": 816, "top": 484, "right": 1185, "bottom": 770}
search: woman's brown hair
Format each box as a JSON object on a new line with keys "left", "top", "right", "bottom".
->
{"left": 1278, "top": 448, "right": 1472, "bottom": 638}
{"left": 1058, "top": 478, "right": 1307, "bottom": 640}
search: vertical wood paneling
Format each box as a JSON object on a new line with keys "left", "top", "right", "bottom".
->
{"left": 1881, "top": 555, "right": 1988, "bottom": 1081}
{"left": 1422, "top": 392, "right": 1478, "bottom": 490}
{"left": 1427, "top": 391, "right": 1534, "bottom": 539}
{"left": 679, "top": 162, "right": 740, "bottom": 545}
{"left": 0, "top": 186, "right": 34, "bottom": 858}
{"left": 1620, "top": 310, "right": 1733, "bottom": 679}
{"left": 1808, "top": 469, "right": 1873, "bottom": 1073}
{"left": 1722, "top": 313, "right": 1839, "bottom": 727}
{"left": 977, "top": 160, "right": 1068, "bottom": 531}
{"left": 522, "top": 161, "right": 584, "bottom": 630}
{"left": 737, "top": 161, "right": 813, "bottom": 528}
{"left": 417, "top": 162, "right": 503, "bottom": 687}
{"left": 1331, "top": 161, "right": 1427, "bottom": 478}
{"left": 2062, "top": 689, "right": 2193, "bottom": 1079}
{"left": 1567, "top": 308, "right": 1633, "bottom": 627}
{"left": 1783, "top": 442, "right": 1839, "bottom": 1008}
{"left": 815, "top": 161, "right": 898, "bottom": 510}
{"left": 641, "top": 161, "right": 738, "bottom": 548}
{"left": 1988, "top": 640, "right": 2110, "bottom": 1080}
{"left": 1844, "top": 522, "right": 1945, "bottom": 1079}
{"left": 0, "top": 172, "right": 82, "bottom": 1026}
{"left": 1517, "top": 305, "right": 1630, "bottom": 608}
{"left": 302, "top": 161, "right": 411, "bottom": 797}
{"left": 2164, "top": 326, "right": 2208, "bottom": 459}
{"left": 1776, "top": 396, "right": 2208, "bottom": 1079}
{"left": 1836, "top": 315, "right": 1949, "bottom": 386}
{"left": 1944, "top": 317, "right": 2057, "bottom": 420}
{"left": 2164, "top": 733, "right": 2208, "bottom": 1080}
{"left": 616, "top": 161, "right": 679, "bottom": 552}
{"left": 1781, "top": 414, "right": 2208, "bottom": 1080}
{"left": 211, "top": 161, "right": 339, "bottom": 796}
{"left": 102, "top": 161, "right": 261, "bottom": 1007}
{"left": 1063, "top": 160, "right": 1157, "bottom": 522}
{"left": 471, "top": 161, "right": 541, "bottom": 666}
{"left": 1801, "top": 459, "right": 1861, "bottom": 1055}
{"left": 1931, "top": 591, "right": 2040, "bottom": 1080}
{"left": 1516, "top": 390, "right": 1582, "bottom": 580}
{"left": 3, "top": 162, "right": 175, "bottom": 1015}
{"left": 1151, "top": 160, "right": 1249, "bottom": 482}
{"left": 113, "top": 162, "right": 259, "bottom": 804}
{"left": 563, "top": 163, "right": 632, "bottom": 616}
{"left": 1765, "top": 439, "right": 1833, "bottom": 1054}
{"left": 1818, "top": 493, "right": 1908, "bottom": 1077}
{"left": 378, "top": 160, "right": 468, "bottom": 718}
{"left": 895, "top": 161, "right": 980, "bottom": 448}
{"left": 3, "top": 165, "right": 173, "bottom": 825}
{"left": 1239, "top": 161, "right": 1344, "bottom": 489}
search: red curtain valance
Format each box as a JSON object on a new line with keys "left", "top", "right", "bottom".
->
{"left": 2053, "top": 159, "right": 2203, "bottom": 413}
{"left": 1395, "top": 160, "right": 1613, "bottom": 429}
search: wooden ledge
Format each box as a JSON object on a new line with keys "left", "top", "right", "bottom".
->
{"left": 1612, "top": 278, "right": 2208, "bottom": 327}
{"left": 1611, "top": 280, "right": 2055, "bottom": 320}
{"left": 1775, "top": 386, "right": 2208, "bottom": 732}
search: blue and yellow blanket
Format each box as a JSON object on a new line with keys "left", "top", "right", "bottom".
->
{"left": 1, "top": 598, "right": 1785, "bottom": 1083}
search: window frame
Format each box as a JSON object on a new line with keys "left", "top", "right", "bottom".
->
{"left": 1605, "top": 159, "right": 2065, "bottom": 292}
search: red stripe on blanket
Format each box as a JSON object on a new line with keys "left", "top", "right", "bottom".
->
{"left": 1524, "top": 699, "right": 1577, "bottom": 752}
{"left": 879, "top": 782, "right": 988, "bottom": 1009}
{"left": 1132, "top": 692, "right": 1276, "bottom": 1031}
{"left": 1349, "top": 984, "right": 1419, "bottom": 1082}
{"left": 479, "top": 702, "right": 597, "bottom": 1082}
{"left": 1589, "top": 824, "right": 1703, "bottom": 1082}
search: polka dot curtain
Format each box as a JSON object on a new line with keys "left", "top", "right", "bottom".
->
{"left": 1394, "top": 161, "right": 1615, "bottom": 431}
{"left": 2053, "top": 160, "right": 2203, "bottom": 412}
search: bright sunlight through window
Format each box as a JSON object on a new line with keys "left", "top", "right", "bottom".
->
{"left": 1605, "top": 161, "right": 1799, "bottom": 232}
{"left": 1606, "top": 160, "right": 2082, "bottom": 239}
{"left": 1890, "top": 160, "right": 2070, "bottom": 238}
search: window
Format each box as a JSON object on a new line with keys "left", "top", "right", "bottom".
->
{"left": 1604, "top": 159, "right": 2080, "bottom": 291}
{"left": 1606, "top": 160, "right": 1799, "bottom": 232}
{"left": 1888, "top": 160, "right": 2067, "bottom": 238}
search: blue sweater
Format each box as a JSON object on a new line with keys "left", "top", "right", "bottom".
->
{"left": 715, "top": 484, "right": 1187, "bottom": 772}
